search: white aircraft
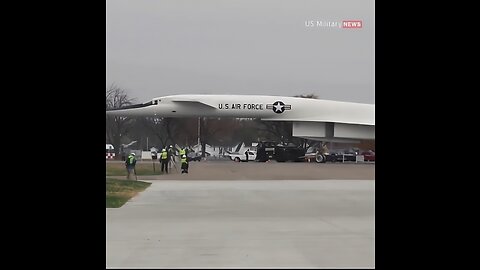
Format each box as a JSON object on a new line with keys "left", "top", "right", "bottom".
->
{"left": 121, "top": 140, "right": 137, "bottom": 148}
{"left": 106, "top": 94, "right": 374, "bottom": 143}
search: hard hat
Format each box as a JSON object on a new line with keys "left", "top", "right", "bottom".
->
{"left": 170, "top": 145, "right": 173, "bottom": 147}
{"left": 182, "top": 155, "right": 186, "bottom": 158}
{"left": 131, "top": 153, "right": 135, "bottom": 156}
{"left": 162, "top": 148, "right": 166, "bottom": 151}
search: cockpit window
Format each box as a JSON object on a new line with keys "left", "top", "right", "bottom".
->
{"left": 107, "top": 101, "right": 154, "bottom": 111}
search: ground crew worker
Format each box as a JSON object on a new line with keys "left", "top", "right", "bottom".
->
{"left": 179, "top": 147, "right": 186, "bottom": 157}
{"left": 125, "top": 152, "right": 137, "bottom": 180}
{"left": 168, "top": 145, "right": 176, "bottom": 170}
{"left": 181, "top": 154, "right": 189, "bottom": 174}
{"left": 245, "top": 150, "right": 249, "bottom": 162}
{"left": 160, "top": 148, "right": 169, "bottom": 174}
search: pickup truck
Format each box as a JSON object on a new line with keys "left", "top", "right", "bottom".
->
{"left": 229, "top": 150, "right": 257, "bottom": 162}
{"left": 255, "top": 141, "right": 307, "bottom": 162}
{"left": 274, "top": 144, "right": 306, "bottom": 162}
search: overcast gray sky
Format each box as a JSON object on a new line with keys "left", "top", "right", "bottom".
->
{"left": 107, "top": 0, "right": 374, "bottom": 104}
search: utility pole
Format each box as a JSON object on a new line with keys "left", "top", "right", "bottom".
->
{"left": 197, "top": 117, "right": 201, "bottom": 146}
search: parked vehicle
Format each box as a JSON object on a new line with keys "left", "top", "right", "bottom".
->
{"left": 300, "top": 147, "right": 337, "bottom": 163}
{"left": 106, "top": 144, "right": 115, "bottom": 159}
{"left": 312, "top": 152, "right": 338, "bottom": 163}
{"left": 255, "top": 141, "right": 277, "bottom": 162}
{"left": 302, "top": 147, "right": 374, "bottom": 163}
{"left": 330, "top": 150, "right": 357, "bottom": 162}
{"left": 274, "top": 143, "right": 306, "bottom": 162}
{"left": 361, "top": 150, "right": 375, "bottom": 162}
{"left": 256, "top": 141, "right": 306, "bottom": 162}
{"left": 148, "top": 147, "right": 158, "bottom": 159}
{"left": 230, "top": 150, "right": 257, "bottom": 162}
{"left": 187, "top": 152, "right": 202, "bottom": 162}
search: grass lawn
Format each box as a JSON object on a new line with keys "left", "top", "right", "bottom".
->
{"left": 106, "top": 162, "right": 166, "bottom": 176}
{"left": 106, "top": 178, "right": 151, "bottom": 208}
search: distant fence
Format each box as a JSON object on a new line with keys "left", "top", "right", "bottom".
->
{"left": 141, "top": 151, "right": 152, "bottom": 160}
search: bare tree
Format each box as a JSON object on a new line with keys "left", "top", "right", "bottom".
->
{"left": 294, "top": 93, "right": 318, "bottom": 99}
{"left": 136, "top": 116, "right": 184, "bottom": 150}
{"left": 106, "top": 84, "right": 136, "bottom": 155}
{"left": 136, "top": 117, "right": 166, "bottom": 147}
{"left": 255, "top": 120, "right": 292, "bottom": 142}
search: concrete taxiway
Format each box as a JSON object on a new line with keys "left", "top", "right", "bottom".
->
{"left": 107, "top": 180, "right": 374, "bottom": 268}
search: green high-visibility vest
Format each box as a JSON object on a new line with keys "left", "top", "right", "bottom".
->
{"left": 128, "top": 156, "right": 135, "bottom": 164}
{"left": 161, "top": 151, "right": 168, "bottom": 159}
{"left": 179, "top": 149, "right": 186, "bottom": 155}
{"left": 181, "top": 157, "right": 187, "bottom": 164}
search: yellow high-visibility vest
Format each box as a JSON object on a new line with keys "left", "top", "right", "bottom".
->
{"left": 161, "top": 151, "right": 168, "bottom": 159}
